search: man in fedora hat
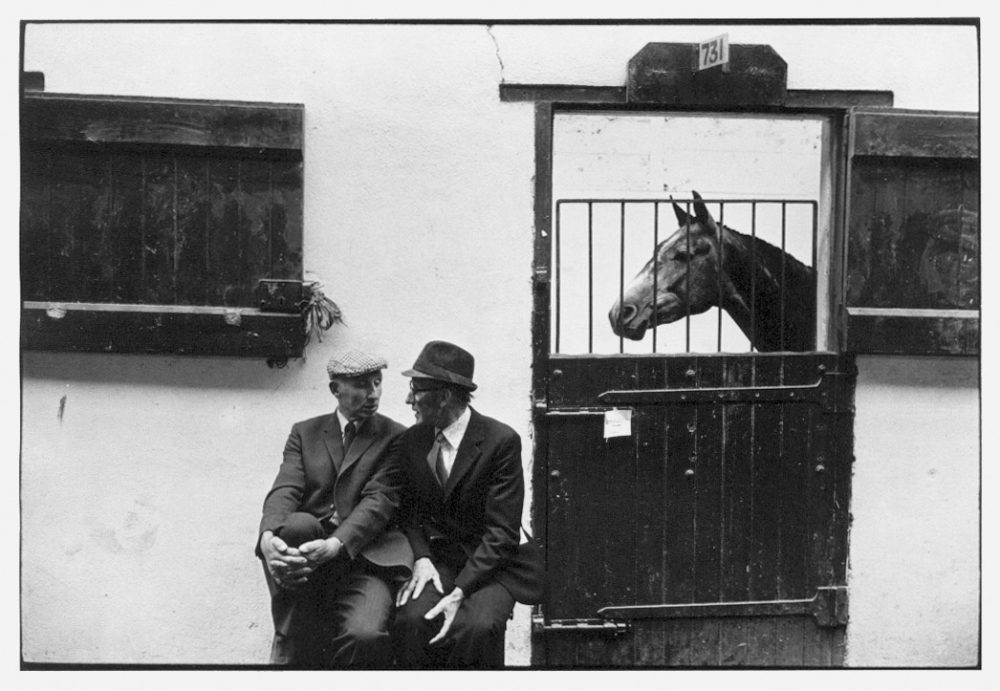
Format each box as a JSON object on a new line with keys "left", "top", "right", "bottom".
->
{"left": 257, "top": 348, "right": 412, "bottom": 668}
{"left": 389, "top": 340, "right": 543, "bottom": 669}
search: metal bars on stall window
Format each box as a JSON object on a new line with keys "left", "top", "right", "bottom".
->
{"left": 552, "top": 197, "right": 817, "bottom": 355}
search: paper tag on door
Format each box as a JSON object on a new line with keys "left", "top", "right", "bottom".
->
{"left": 604, "top": 408, "right": 632, "bottom": 439}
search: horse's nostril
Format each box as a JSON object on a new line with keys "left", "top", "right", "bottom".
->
{"left": 621, "top": 304, "right": 638, "bottom": 323}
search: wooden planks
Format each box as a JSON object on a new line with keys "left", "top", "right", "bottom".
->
{"left": 22, "top": 93, "right": 304, "bottom": 152}
{"left": 23, "top": 147, "right": 304, "bottom": 309}
{"left": 847, "top": 314, "right": 979, "bottom": 354}
{"left": 663, "top": 356, "right": 698, "bottom": 606}
{"left": 719, "top": 356, "right": 753, "bottom": 603}
{"left": 626, "top": 43, "right": 787, "bottom": 106}
{"left": 847, "top": 161, "right": 978, "bottom": 311}
{"left": 845, "top": 109, "right": 979, "bottom": 355}
{"left": 691, "top": 357, "right": 725, "bottom": 605}
{"left": 21, "top": 303, "right": 304, "bottom": 358}
{"left": 20, "top": 92, "right": 306, "bottom": 358}
{"left": 500, "top": 83, "right": 892, "bottom": 109}
{"left": 538, "top": 352, "right": 854, "bottom": 667}
{"left": 851, "top": 109, "right": 978, "bottom": 159}
{"left": 20, "top": 147, "right": 50, "bottom": 301}
{"left": 539, "top": 617, "right": 844, "bottom": 667}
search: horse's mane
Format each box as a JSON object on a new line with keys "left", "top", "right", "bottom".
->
{"left": 718, "top": 224, "right": 817, "bottom": 351}
{"left": 723, "top": 225, "right": 815, "bottom": 284}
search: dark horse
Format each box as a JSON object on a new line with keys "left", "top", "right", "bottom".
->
{"left": 608, "top": 192, "right": 816, "bottom": 352}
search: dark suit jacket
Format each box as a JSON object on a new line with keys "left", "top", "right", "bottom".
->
{"left": 258, "top": 411, "right": 412, "bottom": 572}
{"left": 391, "top": 408, "right": 543, "bottom": 603}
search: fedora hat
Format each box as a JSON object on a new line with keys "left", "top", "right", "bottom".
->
{"left": 402, "top": 340, "right": 477, "bottom": 390}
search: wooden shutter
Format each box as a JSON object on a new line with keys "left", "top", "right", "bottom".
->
{"left": 844, "top": 109, "right": 979, "bottom": 355}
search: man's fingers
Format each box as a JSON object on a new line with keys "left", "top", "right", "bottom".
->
{"left": 412, "top": 576, "right": 428, "bottom": 601}
{"left": 270, "top": 561, "right": 313, "bottom": 584}
{"left": 432, "top": 573, "right": 444, "bottom": 594}
{"left": 298, "top": 539, "right": 322, "bottom": 554}
{"left": 428, "top": 613, "right": 454, "bottom": 645}
{"left": 423, "top": 600, "right": 444, "bottom": 621}
{"left": 396, "top": 580, "right": 414, "bottom": 607}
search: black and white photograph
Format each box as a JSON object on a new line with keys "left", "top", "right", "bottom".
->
{"left": 12, "top": 4, "right": 989, "bottom": 680}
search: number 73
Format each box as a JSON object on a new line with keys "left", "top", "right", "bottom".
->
{"left": 702, "top": 40, "right": 721, "bottom": 64}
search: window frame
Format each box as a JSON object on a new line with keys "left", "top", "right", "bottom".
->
{"left": 843, "top": 107, "right": 979, "bottom": 356}
{"left": 20, "top": 91, "right": 307, "bottom": 360}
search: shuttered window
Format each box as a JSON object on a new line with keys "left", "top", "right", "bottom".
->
{"left": 20, "top": 92, "right": 306, "bottom": 358}
{"left": 845, "top": 109, "right": 979, "bottom": 355}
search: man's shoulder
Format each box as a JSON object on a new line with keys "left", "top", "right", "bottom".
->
{"left": 470, "top": 408, "right": 519, "bottom": 443}
{"left": 398, "top": 421, "right": 434, "bottom": 444}
{"left": 371, "top": 412, "right": 407, "bottom": 438}
{"left": 291, "top": 412, "right": 336, "bottom": 432}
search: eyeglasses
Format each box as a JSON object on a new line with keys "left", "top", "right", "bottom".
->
{"left": 409, "top": 382, "right": 445, "bottom": 394}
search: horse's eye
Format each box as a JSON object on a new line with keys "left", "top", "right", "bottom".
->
{"left": 674, "top": 251, "right": 690, "bottom": 262}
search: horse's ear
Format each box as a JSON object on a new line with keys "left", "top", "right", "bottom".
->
{"left": 691, "top": 191, "right": 718, "bottom": 231}
{"left": 672, "top": 199, "right": 692, "bottom": 227}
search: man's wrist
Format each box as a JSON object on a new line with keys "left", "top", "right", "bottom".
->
{"left": 260, "top": 531, "right": 274, "bottom": 552}
{"left": 327, "top": 535, "right": 345, "bottom": 560}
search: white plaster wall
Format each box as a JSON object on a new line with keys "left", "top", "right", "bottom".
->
{"left": 488, "top": 23, "right": 978, "bottom": 111}
{"left": 20, "top": 22, "right": 537, "bottom": 664}
{"left": 847, "top": 356, "right": 980, "bottom": 667}
{"left": 19, "top": 21, "right": 980, "bottom": 666}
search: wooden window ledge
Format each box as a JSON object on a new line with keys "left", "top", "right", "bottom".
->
{"left": 21, "top": 302, "right": 305, "bottom": 359}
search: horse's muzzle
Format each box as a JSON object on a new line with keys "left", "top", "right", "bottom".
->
{"left": 608, "top": 302, "right": 649, "bottom": 340}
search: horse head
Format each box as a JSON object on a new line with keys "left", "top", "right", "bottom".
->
{"left": 609, "top": 191, "right": 724, "bottom": 340}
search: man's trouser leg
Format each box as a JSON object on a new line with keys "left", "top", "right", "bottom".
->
{"left": 265, "top": 512, "right": 396, "bottom": 668}
{"left": 264, "top": 512, "right": 327, "bottom": 666}
{"left": 325, "top": 565, "right": 395, "bottom": 668}
{"left": 393, "top": 561, "right": 514, "bottom": 669}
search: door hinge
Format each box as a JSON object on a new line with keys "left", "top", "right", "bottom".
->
{"left": 597, "top": 370, "right": 855, "bottom": 414}
{"left": 596, "top": 586, "right": 848, "bottom": 628}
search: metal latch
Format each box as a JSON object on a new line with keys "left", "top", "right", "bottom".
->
{"left": 256, "top": 279, "right": 304, "bottom": 313}
{"left": 532, "top": 614, "right": 630, "bottom": 637}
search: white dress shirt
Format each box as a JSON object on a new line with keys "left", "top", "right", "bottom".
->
{"left": 435, "top": 406, "right": 471, "bottom": 477}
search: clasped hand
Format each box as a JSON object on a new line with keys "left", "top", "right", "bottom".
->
{"left": 396, "top": 557, "right": 465, "bottom": 645}
{"left": 261, "top": 532, "right": 343, "bottom": 590}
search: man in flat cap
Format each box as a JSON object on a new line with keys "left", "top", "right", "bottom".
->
{"left": 257, "top": 348, "right": 412, "bottom": 668}
{"left": 389, "top": 341, "right": 543, "bottom": 669}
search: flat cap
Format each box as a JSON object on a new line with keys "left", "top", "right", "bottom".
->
{"left": 326, "top": 348, "right": 388, "bottom": 379}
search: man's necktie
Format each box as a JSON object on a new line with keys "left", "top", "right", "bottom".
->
{"left": 432, "top": 430, "right": 449, "bottom": 487}
{"left": 343, "top": 420, "right": 357, "bottom": 453}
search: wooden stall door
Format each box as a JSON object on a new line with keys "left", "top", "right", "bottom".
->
{"left": 533, "top": 352, "right": 856, "bottom": 667}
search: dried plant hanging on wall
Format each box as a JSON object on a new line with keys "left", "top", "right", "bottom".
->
{"left": 302, "top": 281, "right": 344, "bottom": 347}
